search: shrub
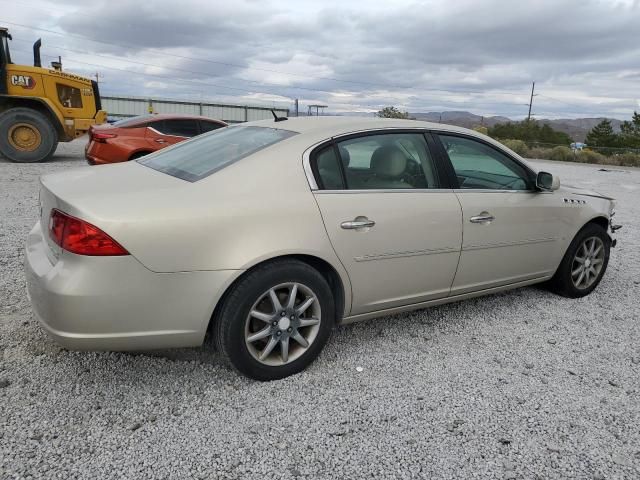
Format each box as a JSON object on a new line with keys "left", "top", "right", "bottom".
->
{"left": 525, "top": 147, "right": 553, "bottom": 160}
{"left": 500, "top": 139, "right": 529, "bottom": 156}
{"left": 598, "top": 156, "right": 622, "bottom": 166}
{"left": 575, "top": 150, "right": 606, "bottom": 164}
{"left": 473, "top": 125, "right": 489, "bottom": 135}
{"left": 549, "top": 146, "right": 574, "bottom": 162}
{"left": 613, "top": 153, "right": 640, "bottom": 168}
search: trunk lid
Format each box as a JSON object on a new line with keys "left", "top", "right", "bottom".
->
{"left": 39, "top": 161, "right": 190, "bottom": 266}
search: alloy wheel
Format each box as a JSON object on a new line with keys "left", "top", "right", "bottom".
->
{"left": 571, "top": 236, "right": 605, "bottom": 290}
{"left": 244, "top": 282, "right": 321, "bottom": 366}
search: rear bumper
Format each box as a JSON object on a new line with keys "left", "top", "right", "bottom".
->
{"left": 25, "top": 221, "right": 239, "bottom": 351}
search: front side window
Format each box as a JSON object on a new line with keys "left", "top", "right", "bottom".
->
{"left": 314, "top": 132, "right": 441, "bottom": 190}
{"left": 56, "top": 84, "right": 82, "bottom": 108}
{"left": 438, "top": 135, "right": 532, "bottom": 190}
{"left": 140, "top": 126, "right": 296, "bottom": 182}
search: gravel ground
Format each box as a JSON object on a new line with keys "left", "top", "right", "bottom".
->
{"left": 1, "top": 140, "right": 639, "bottom": 479}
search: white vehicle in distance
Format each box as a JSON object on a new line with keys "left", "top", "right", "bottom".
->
{"left": 25, "top": 117, "right": 620, "bottom": 380}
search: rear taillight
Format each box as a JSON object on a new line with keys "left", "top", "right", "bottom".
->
{"left": 92, "top": 132, "right": 118, "bottom": 143}
{"left": 49, "top": 209, "right": 129, "bottom": 256}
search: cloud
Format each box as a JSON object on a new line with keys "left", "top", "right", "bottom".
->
{"left": 3, "top": 0, "right": 640, "bottom": 118}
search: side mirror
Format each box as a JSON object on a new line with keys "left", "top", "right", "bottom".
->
{"left": 536, "top": 171, "right": 560, "bottom": 191}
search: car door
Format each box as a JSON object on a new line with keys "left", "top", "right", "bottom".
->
{"left": 145, "top": 119, "right": 199, "bottom": 150}
{"left": 309, "top": 131, "right": 462, "bottom": 315}
{"left": 434, "top": 133, "right": 567, "bottom": 295}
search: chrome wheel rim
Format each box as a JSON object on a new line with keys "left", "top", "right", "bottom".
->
{"left": 244, "top": 282, "right": 321, "bottom": 366}
{"left": 571, "top": 236, "right": 605, "bottom": 290}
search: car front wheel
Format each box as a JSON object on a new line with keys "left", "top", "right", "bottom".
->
{"left": 213, "top": 259, "right": 334, "bottom": 381}
{"left": 548, "top": 223, "right": 611, "bottom": 298}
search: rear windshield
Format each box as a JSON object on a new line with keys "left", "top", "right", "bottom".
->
{"left": 138, "top": 126, "right": 297, "bottom": 182}
{"left": 111, "top": 115, "right": 154, "bottom": 127}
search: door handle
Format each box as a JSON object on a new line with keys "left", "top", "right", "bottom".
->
{"left": 470, "top": 212, "right": 495, "bottom": 224}
{"left": 341, "top": 217, "right": 375, "bottom": 230}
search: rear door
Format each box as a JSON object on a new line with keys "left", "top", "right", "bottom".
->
{"left": 309, "top": 130, "right": 462, "bottom": 315}
{"left": 145, "top": 119, "right": 200, "bottom": 149}
{"left": 433, "top": 133, "right": 566, "bottom": 295}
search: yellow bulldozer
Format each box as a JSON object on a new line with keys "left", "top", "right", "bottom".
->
{"left": 0, "top": 27, "right": 107, "bottom": 162}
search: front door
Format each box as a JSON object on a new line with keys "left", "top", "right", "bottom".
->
{"left": 435, "top": 133, "right": 566, "bottom": 295}
{"left": 310, "top": 131, "right": 463, "bottom": 315}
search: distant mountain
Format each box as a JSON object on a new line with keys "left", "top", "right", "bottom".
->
{"left": 409, "top": 111, "right": 511, "bottom": 128}
{"left": 408, "top": 111, "right": 623, "bottom": 142}
{"left": 542, "top": 118, "right": 623, "bottom": 143}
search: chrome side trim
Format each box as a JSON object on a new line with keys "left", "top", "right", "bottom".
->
{"left": 302, "top": 141, "right": 323, "bottom": 190}
{"left": 463, "top": 237, "right": 557, "bottom": 251}
{"left": 340, "top": 275, "right": 552, "bottom": 324}
{"left": 453, "top": 188, "right": 549, "bottom": 194}
{"left": 354, "top": 246, "right": 459, "bottom": 262}
{"left": 314, "top": 188, "right": 455, "bottom": 194}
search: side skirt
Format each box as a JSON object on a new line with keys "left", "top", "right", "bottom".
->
{"left": 340, "top": 275, "right": 552, "bottom": 325}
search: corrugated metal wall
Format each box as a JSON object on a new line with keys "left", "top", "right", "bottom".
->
{"left": 102, "top": 96, "right": 289, "bottom": 123}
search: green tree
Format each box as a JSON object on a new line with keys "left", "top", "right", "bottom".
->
{"left": 376, "top": 106, "right": 410, "bottom": 119}
{"left": 619, "top": 111, "right": 640, "bottom": 149}
{"left": 488, "top": 120, "right": 571, "bottom": 145}
{"left": 585, "top": 119, "right": 618, "bottom": 148}
{"left": 472, "top": 125, "right": 488, "bottom": 135}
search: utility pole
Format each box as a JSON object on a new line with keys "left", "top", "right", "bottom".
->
{"left": 294, "top": 98, "right": 299, "bottom": 117}
{"left": 94, "top": 72, "right": 103, "bottom": 85}
{"left": 527, "top": 81, "right": 536, "bottom": 122}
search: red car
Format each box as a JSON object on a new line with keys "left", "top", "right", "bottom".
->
{"left": 85, "top": 114, "right": 227, "bottom": 165}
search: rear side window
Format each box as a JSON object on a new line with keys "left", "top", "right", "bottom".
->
{"left": 156, "top": 119, "right": 200, "bottom": 137}
{"left": 313, "top": 132, "right": 441, "bottom": 190}
{"left": 139, "top": 126, "right": 297, "bottom": 182}
{"left": 315, "top": 146, "right": 344, "bottom": 189}
{"left": 200, "top": 120, "right": 225, "bottom": 133}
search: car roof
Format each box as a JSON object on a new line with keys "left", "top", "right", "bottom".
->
{"left": 242, "top": 115, "right": 478, "bottom": 138}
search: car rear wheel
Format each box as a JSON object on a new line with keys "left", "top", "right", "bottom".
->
{"left": 548, "top": 223, "right": 610, "bottom": 298}
{"left": 213, "top": 259, "right": 334, "bottom": 381}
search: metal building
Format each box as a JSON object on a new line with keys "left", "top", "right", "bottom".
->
{"left": 102, "top": 95, "right": 290, "bottom": 123}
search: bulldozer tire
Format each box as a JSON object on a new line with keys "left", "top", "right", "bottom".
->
{"left": 0, "top": 108, "right": 58, "bottom": 163}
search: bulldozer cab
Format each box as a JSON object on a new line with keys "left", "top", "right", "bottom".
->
{"left": 0, "top": 28, "right": 12, "bottom": 94}
{"left": 0, "top": 27, "right": 107, "bottom": 162}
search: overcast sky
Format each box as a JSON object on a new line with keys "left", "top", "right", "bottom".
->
{"left": 3, "top": 0, "right": 640, "bottom": 119}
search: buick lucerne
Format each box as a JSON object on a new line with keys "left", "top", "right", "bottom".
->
{"left": 25, "top": 117, "right": 619, "bottom": 380}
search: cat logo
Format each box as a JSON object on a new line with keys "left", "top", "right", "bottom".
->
{"left": 10, "top": 75, "right": 36, "bottom": 89}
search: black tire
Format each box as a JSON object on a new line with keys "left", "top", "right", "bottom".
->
{"left": 547, "top": 223, "right": 611, "bottom": 298}
{"left": 0, "top": 108, "right": 58, "bottom": 163}
{"left": 213, "top": 259, "right": 335, "bottom": 381}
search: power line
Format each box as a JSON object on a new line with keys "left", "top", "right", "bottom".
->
{"left": 1, "top": 17, "right": 532, "bottom": 98}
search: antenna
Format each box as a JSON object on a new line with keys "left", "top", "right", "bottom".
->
{"left": 271, "top": 109, "right": 288, "bottom": 122}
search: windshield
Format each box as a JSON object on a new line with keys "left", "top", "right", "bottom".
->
{"left": 138, "top": 126, "right": 297, "bottom": 182}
